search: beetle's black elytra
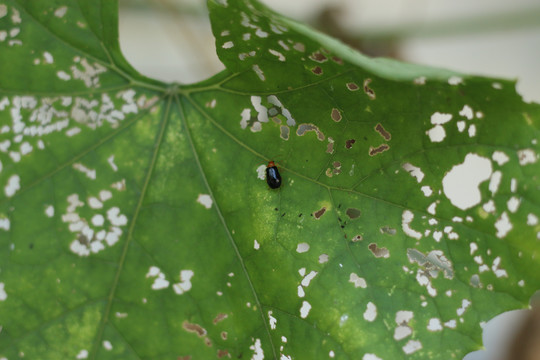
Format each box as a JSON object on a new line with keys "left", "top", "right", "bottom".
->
{"left": 266, "top": 161, "right": 282, "bottom": 189}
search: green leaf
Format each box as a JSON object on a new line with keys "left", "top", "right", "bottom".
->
{"left": 1, "top": 0, "right": 539, "bottom": 359}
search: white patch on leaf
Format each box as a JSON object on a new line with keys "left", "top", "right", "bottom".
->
{"left": 0, "top": 217, "right": 10, "bottom": 231}
{"left": 492, "top": 151, "right": 509, "bottom": 165}
{"left": 403, "top": 340, "right": 422, "bottom": 354}
{"left": 517, "top": 149, "right": 537, "bottom": 165}
{"left": 299, "top": 301, "right": 311, "bottom": 318}
{"left": 296, "top": 242, "right": 309, "bottom": 253}
{"left": 442, "top": 153, "right": 492, "bottom": 210}
{"left": 75, "top": 349, "right": 88, "bottom": 359}
{"left": 197, "top": 194, "right": 213, "bottom": 209}
{"left": 173, "top": 270, "right": 194, "bottom": 295}
{"left": 301, "top": 271, "right": 317, "bottom": 287}
{"left": 349, "top": 273, "right": 367, "bottom": 288}
{"left": 427, "top": 318, "right": 443, "bottom": 331}
{"left": 4, "top": 174, "right": 20, "bottom": 197}
{"left": 268, "top": 310, "right": 277, "bottom": 330}
{"left": 363, "top": 302, "right": 377, "bottom": 322}
{"left": 402, "top": 163, "right": 424, "bottom": 183}
{"left": 0, "top": 282, "right": 7, "bottom": 301}
{"left": 146, "top": 266, "right": 169, "bottom": 290}
{"left": 402, "top": 210, "right": 422, "bottom": 240}
{"left": 426, "top": 125, "right": 445, "bottom": 142}
{"left": 249, "top": 338, "right": 264, "bottom": 360}
{"left": 495, "top": 212, "right": 512, "bottom": 238}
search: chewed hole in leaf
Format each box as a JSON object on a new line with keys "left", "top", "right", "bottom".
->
{"left": 369, "top": 243, "right": 390, "bottom": 258}
{"left": 363, "top": 79, "right": 376, "bottom": 100}
{"left": 442, "top": 153, "right": 492, "bottom": 211}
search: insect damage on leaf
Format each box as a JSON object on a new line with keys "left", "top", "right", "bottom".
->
{"left": 1, "top": 1, "right": 539, "bottom": 360}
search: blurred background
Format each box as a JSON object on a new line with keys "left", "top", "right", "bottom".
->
{"left": 118, "top": 0, "right": 540, "bottom": 102}
{"left": 118, "top": 1, "right": 540, "bottom": 359}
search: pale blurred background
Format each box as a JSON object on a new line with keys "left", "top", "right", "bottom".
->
{"left": 118, "top": 1, "right": 540, "bottom": 359}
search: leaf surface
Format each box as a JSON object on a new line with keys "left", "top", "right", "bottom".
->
{"left": 0, "top": 0, "right": 539, "bottom": 359}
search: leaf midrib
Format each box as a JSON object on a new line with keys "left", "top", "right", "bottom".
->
{"left": 89, "top": 95, "right": 173, "bottom": 359}
{"left": 177, "top": 93, "right": 278, "bottom": 359}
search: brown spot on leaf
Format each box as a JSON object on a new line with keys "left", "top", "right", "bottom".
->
{"left": 352, "top": 235, "right": 363, "bottom": 242}
{"left": 345, "top": 139, "right": 356, "bottom": 149}
{"left": 78, "top": 234, "right": 90, "bottom": 246}
{"left": 346, "top": 208, "right": 361, "bottom": 219}
{"left": 213, "top": 313, "right": 228, "bottom": 325}
{"left": 327, "top": 161, "right": 342, "bottom": 177}
{"left": 331, "top": 108, "right": 342, "bottom": 122}
{"left": 346, "top": 82, "right": 359, "bottom": 91}
{"left": 221, "top": 331, "right": 228, "bottom": 340}
{"left": 310, "top": 51, "right": 328, "bottom": 63}
{"left": 375, "top": 123, "right": 391, "bottom": 141}
{"left": 363, "top": 78, "right": 376, "bottom": 99}
{"left": 205, "top": 338, "right": 212, "bottom": 347}
{"left": 313, "top": 207, "right": 327, "bottom": 219}
{"left": 368, "top": 243, "right": 390, "bottom": 258}
{"left": 217, "top": 349, "right": 229, "bottom": 358}
{"left": 332, "top": 56, "right": 343, "bottom": 65}
{"left": 326, "top": 168, "right": 333, "bottom": 177}
{"left": 311, "top": 66, "right": 323, "bottom": 75}
{"left": 326, "top": 137, "right": 335, "bottom": 154}
{"left": 369, "top": 144, "right": 389, "bottom": 156}
{"left": 183, "top": 321, "right": 207, "bottom": 337}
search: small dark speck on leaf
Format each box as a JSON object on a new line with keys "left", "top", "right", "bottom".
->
{"left": 29, "top": 243, "right": 34, "bottom": 249}
{"left": 281, "top": 213, "right": 286, "bottom": 217}
{"left": 299, "top": 213, "right": 303, "bottom": 217}
{"left": 78, "top": 234, "right": 89, "bottom": 246}
{"left": 274, "top": 208, "right": 278, "bottom": 211}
